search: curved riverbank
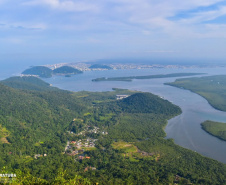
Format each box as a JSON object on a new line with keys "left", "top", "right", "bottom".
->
{"left": 44, "top": 67, "right": 226, "bottom": 163}
{"left": 201, "top": 120, "right": 226, "bottom": 141}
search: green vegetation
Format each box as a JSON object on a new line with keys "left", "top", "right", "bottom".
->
{"left": 201, "top": 120, "right": 226, "bottom": 141}
{"left": 53, "top": 66, "right": 83, "bottom": 75}
{"left": 22, "top": 66, "right": 82, "bottom": 78}
{"left": 0, "top": 76, "right": 225, "bottom": 184}
{"left": 92, "top": 72, "right": 204, "bottom": 82}
{"left": 118, "top": 92, "right": 181, "bottom": 115}
{"left": 166, "top": 75, "right": 226, "bottom": 111}
{"left": 22, "top": 66, "right": 52, "bottom": 78}
{"left": 89, "top": 64, "right": 112, "bottom": 70}
{"left": 1, "top": 76, "right": 61, "bottom": 91}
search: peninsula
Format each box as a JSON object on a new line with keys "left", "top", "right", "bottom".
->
{"left": 166, "top": 75, "right": 226, "bottom": 112}
{"left": 201, "top": 120, "right": 226, "bottom": 141}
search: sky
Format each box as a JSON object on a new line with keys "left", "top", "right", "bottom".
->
{"left": 1, "top": 0, "right": 226, "bottom": 65}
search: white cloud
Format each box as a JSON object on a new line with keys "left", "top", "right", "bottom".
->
{"left": 0, "top": 22, "right": 47, "bottom": 30}
{"left": 108, "top": 0, "right": 226, "bottom": 39}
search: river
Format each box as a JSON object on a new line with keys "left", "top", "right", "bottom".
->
{"left": 44, "top": 67, "right": 226, "bottom": 163}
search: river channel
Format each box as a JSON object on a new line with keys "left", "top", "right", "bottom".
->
{"left": 44, "top": 67, "right": 226, "bottom": 163}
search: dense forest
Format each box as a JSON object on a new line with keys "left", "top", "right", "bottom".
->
{"left": 166, "top": 75, "right": 226, "bottom": 111}
{"left": 22, "top": 66, "right": 82, "bottom": 78}
{"left": 1, "top": 76, "right": 61, "bottom": 91}
{"left": 53, "top": 66, "right": 83, "bottom": 75}
{"left": 0, "top": 76, "right": 225, "bottom": 184}
{"left": 22, "top": 66, "right": 53, "bottom": 78}
{"left": 201, "top": 120, "right": 226, "bottom": 141}
{"left": 89, "top": 64, "right": 112, "bottom": 70}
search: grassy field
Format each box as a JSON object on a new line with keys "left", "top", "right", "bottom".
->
{"left": 201, "top": 120, "right": 226, "bottom": 141}
{"left": 112, "top": 141, "right": 159, "bottom": 162}
{"left": 0, "top": 125, "right": 10, "bottom": 144}
{"left": 166, "top": 75, "right": 226, "bottom": 112}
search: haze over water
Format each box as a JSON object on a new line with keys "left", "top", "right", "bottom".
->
{"left": 44, "top": 67, "right": 226, "bottom": 163}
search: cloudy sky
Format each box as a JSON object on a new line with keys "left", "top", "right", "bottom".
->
{"left": 1, "top": 0, "right": 226, "bottom": 64}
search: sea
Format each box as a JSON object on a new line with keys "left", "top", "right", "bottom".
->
{"left": 1, "top": 62, "right": 226, "bottom": 164}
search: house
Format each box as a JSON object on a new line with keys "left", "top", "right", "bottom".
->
{"left": 34, "top": 154, "right": 42, "bottom": 159}
{"left": 116, "top": 95, "right": 129, "bottom": 100}
{"left": 78, "top": 156, "right": 84, "bottom": 160}
{"left": 84, "top": 166, "right": 96, "bottom": 172}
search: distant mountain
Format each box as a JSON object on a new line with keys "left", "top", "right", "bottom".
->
{"left": 53, "top": 66, "right": 82, "bottom": 75}
{"left": 89, "top": 64, "right": 112, "bottom": 70}
{"left": 118, "top": 93, "right": 181, "bottom": 115}
{"left": 1, "top": 76, "right": 60, "bottom": 91}
{"left": 22, "top": 66, "right": 53, "bottom": 78}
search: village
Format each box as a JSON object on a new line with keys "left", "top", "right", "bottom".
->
{"left": 65, "top": 124, "right": 108, "bottom": 161}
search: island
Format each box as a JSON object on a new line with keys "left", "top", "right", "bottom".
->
{"left": 89, "top": 64, "right": 112, "bottom": 70}
{"left": 22, "top": 65, "right": 83, "bottom": 78}
{"left": 53, "top": 66, "right": 83, "bottom": 75}
{"left": 22, "top": 66, "right": 52, "bottom": 78}
{"left": 92, "top": 73, "right": 205, "bottom": 82}
{"left": 0, "top": 76, "right": 225, "bottom": 184}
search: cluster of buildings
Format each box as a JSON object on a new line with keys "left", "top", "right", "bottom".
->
{"left": 76, "top": 125, "right": 108, "bottom": 136}
{"left": 71, "top": 138, "right": 97, "bottom": 149}
{"left": 116, "top": 95, "right": 130, "bottom": 100}
{"left": 34, "top": 153, "right": 47, "bottom": 159}
{"left": 65, "top": 123, "right": 108, "bottom": 162}
{"left": 64, "top": 137, "right": 97, "bottom": 157}
{"left": 45, "top": 62, "right": 201, "bottom": 73}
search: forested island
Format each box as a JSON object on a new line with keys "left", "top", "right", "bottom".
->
{"left": 89, "top": 64, "right": 113, "bottom": 70}
{"left": 92, "top": 73, "right": 205, "bottom": 82}
{"left": 22, "top": 66, "right": 82, "bottom": 78}
{"left": 0, "top": 76, "right": 225, "bottom": 184}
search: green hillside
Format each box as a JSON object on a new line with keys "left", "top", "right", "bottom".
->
{"left": 1, "top": 76, "right": 60, "bottom": 91}
{"left": 22, "top": 66, "right": 52, "bottom": 78}
{"left": 53, "top": 66, "right": 82, "bottom": 74}
{"left": 0, "top": 81, "right": 86, "bottom": 165}
{"left": 0, "top": 77, "right": 225, "bottom": 184}
{"left": 118, "top": 92, "right": 181, "bottom": 115}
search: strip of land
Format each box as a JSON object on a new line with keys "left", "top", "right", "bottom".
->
{"left": 92, "top": 73, "right": 205, "bottom": 82}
